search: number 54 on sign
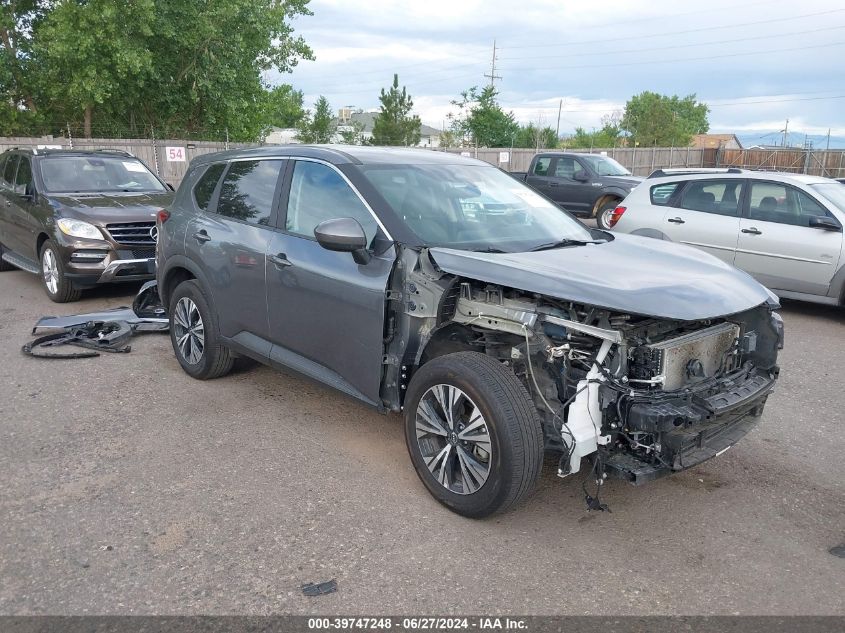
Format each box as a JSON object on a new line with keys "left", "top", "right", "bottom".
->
{"left": 166, "top": 146, "right": 186, "bottom": 162}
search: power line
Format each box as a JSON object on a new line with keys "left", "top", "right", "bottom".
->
{"left": 499, "top": 24, "right": 845, "bottom": 62}
{"left": 497, "top": 40, "right": 845, "bottom": 73}
{"left": 500, "top": 7, "right": 844, "bottom": 50}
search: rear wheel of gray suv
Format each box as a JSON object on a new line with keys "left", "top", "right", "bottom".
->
{"left": 40, "top": 240, "right": 82, "bottom": 303}
{"left": 169, "top": 279, "right": 233, "bottom": 380}
{"left": 403, "top": 352, "right": 544, "bottom": 518}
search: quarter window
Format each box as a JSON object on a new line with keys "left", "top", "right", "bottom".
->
{"left": 285, "top": 161, "right": 377, "bottom": 243}
{"left": 650, "top": 182, "right": 681, "bottom": 206}
{"left": 14, "top": 157, "right": 32, "bottom": 195}
{"left": 193, "top": 163, "right": 226, "bottom": 212}
{"left": 748, "top": 181, "right": 833, "bottom": 227}
{"left": 679, "top": 179, "right": 743, "bottom": 217}
{"left": 216, "top": 160, "right": 284, "bottom": 225}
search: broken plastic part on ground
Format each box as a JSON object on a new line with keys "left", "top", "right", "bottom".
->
{"left": 300, "top": 579, "right": 338, "bottom": 596}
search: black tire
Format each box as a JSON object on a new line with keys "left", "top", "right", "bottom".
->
{"left": 595, "top": 198, "right": 621, "bottom": 230}
{"left": 403, "top": 351, "right": 544, "bottom": 518}
{"left": 40, "top": 240, "right": 82, "bottom": 302}
{"left": 169, "top": 279, "right": 234, "bottom": 380}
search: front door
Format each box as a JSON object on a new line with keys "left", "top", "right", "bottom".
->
{"left": 548, "top": 156, "right": 595, "bottom": 213}
{"left": 659, "top": 178, "right": 744, "bottom": 265}
{"left": 184, "top": 158, "right": 287, "bottom": 345}
{"left": 734, "top": 180, "right": 843, "bottom": 296}
{"left": 266, "top": 159, "right": 395, "bottom": 405}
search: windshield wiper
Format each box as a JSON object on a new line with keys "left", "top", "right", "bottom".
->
{"left": 529, "top": 238, "right": 604, "bottom": 252}
{"left": 470, "top": 246, "right": 508, "bottom": 253}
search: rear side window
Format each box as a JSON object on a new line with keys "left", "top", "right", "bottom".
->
{"left": 193, "top": 163, "right": 225, "bottom": 212}
{"left": 215, "top": 160, "right": 284, "bottom": 225}
{"left": 679, "top": 179, "right": 743, "bottom": 217}
{"left": 532, "top": 157, "right": 551, "bottom": 176}
{"left": 2, "top": 155, "right": 18, "bottom": 188}
{"left": 649, "top": 182, "right": 680, "bottom": 206}
{"left": 14, "top": 157, "right": 32, "bottom": 195}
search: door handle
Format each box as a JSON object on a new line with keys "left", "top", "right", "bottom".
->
{"left": 549, "top": 182, "right": 559, "bottom": 187}
{"left": 192, "top": 230, "right": 211, "bottom": 243}
{"left": 741, "top": 227, "right": 762, "bottom": 235}
{"left": 268, "top": 253, "right": 291, "bottom": 268}
{"left": 5, "top": 200, "right": 10, "bottom": 207}
{"left": 667, "top": 217, "right": 685, "bottom": 224}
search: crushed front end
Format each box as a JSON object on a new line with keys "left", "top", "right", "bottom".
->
{"left": 398, "top": 264, "right": 784, "bottom": 486}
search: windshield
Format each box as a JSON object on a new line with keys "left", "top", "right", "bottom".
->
{"left": 40, "top": 156, "right": 166, "bottom": 193}
{"left": 578, "top": 155, "right": 631, "bottom": 176}
{"left": 362, "top": 164, "right": 595, "bottom": 252}
{"left": 811, "top": 182, "right": 845, "bottom": 213}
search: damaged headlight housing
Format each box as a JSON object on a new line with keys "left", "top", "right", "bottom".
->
{"left": 57, "top": 218, "right": 105, "bottom": 241}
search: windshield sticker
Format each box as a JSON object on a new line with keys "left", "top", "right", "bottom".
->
{"left": 123, "top": 161, "right": 147, "bottom": 173}
{"left": 510, "top": 188, "right": 546, "bottom": 207}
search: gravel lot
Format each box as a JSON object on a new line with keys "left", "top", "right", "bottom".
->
{"left": 0, "top": 268, "right": 842, "bottom": 616}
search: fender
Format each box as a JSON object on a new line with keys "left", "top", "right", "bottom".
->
{"left": 157, "top": 254, "right": 215, "bottom": 310}
{"left": 826, "top": 260, "right": 845, "bottom": 303}
{"left": 598, "top": 186, "right": 630, "bottom": 201}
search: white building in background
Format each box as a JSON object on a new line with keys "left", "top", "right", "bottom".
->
{"left": 264, "top": 127, "right": 301, "bottom": 144}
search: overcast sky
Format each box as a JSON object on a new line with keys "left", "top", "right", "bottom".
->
{"left": 273, "top": 0, "right": 845, "bottom": 144}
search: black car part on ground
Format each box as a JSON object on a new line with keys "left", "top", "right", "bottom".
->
{"left": 32, "top": 280, "right": 168, "bottom": 333}
{"left": 23, "top": 320, "right": 133, "bottom": 358}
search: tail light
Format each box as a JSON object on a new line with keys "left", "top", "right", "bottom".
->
{"left": 157, "top": 209, "right": 170, "bottom": 224}
{"left": 608, "top": 206, "right": 626, "bottom": 228}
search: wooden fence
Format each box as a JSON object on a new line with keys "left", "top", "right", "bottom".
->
{"left": 4, "top": 136, "right": 844, "bottom": 184}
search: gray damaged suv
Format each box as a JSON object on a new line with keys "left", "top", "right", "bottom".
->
{"left": 157, "top": 146, "right": 783, "bottom": 518}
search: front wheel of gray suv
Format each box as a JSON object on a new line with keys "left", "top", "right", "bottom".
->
{"left": 40, "top": 240, "right": 82, "bottom": 302}
{"left": 403, "top": 352, "right": 544, "bottom": 518}
{"left": 169, "top": 279, "right": 233, "bottom": 380}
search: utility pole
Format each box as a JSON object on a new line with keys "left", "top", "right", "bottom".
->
{"left": 484, "top": 39, "right": 502, "bottom": 88}
{"left": 781, "top": 118, "right": 789, "bottom": 147}
{"left": 555, "top": 99, "right": 562, "bottom": 138}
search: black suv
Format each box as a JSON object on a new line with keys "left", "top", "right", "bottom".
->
{"left": 157, "top": 145, "right": 782, "bottom": 518}
{"left": 0, "top": 148, "right": 174, "bottom": 302}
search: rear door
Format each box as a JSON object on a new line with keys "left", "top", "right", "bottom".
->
{"left": 659, "top": 178, "right": 744, "bottom": 264}
{"left": 734, "top": 180, "right": 843, "bottom": 296}
{"left": 265, "top": 158, "right": 395, "bottom": 405}
{"left": 0, "top": 155, "right": 22, "bottom": 254}
{"left": 184, "top": 158, "right": 287, "bottom": 345}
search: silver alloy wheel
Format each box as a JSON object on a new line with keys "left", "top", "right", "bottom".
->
{"left": 42, "top": 248, "right": 59, "bottom": 294}
{"left": 600, "top": 207, "right": 615, "bottom": 228}
{"left": 173, "top": 297, "right": 205, "bottom": 365}
{"left": 415, "top": 384, "right": 492, "bottom": 495}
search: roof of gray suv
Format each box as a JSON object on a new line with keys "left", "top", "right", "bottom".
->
{"left": 191, "top": 145, "right": 489, "bottom": 167}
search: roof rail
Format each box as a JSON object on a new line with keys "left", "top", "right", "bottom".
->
{"left": 648, "top": 167, "right": 744, "bottom": 178}
{"left": 94, "top": 148, "right": 134, "bottom": 157}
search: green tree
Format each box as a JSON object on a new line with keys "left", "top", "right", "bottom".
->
{"left": 449, "top": 86, "right": 519, "bottom": 147}
{"left": 337, "top": 119, "right": 366, "bottom": 145}
{"left": 371, "top": 74, "right": 421, "bottom": 146}
{"left": 565, "top": 114, "right": 623, "bottom": 149}
{"left": 438, "top": 129, "right": 458, "bottom": 148}
{"left": 2, "top": 0, "right": 314, "bottom": 140}
{"left": 262, "top": 84, "right": 305, "bottom": 129}
{"left": 296, "top": 96, "right": 335, "bottom": 143}
{"left": 621, "top": 92, "right": 709, "bottom": 147}
{"left": 0, "top": 0, "right": 49, "bottom": 134}
{"left": 513, "top": 123, "right": 558, "bottom": 149}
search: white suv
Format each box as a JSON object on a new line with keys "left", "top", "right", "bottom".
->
{"left": 609, "top": 168, "right": 845, "bottom": 306}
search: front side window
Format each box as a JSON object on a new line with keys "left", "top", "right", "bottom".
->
{"left": 650, "top": 182, "right": 681, "bottom": 206}
{"left": 193, "top": 163, "right": 226, "bottom": 212}
{"left": 14, "top": 157, "right": 32, "bottom": 195}
{"left": 553, "top": 157, "right": 578, "bottom": 179}
{"left": 578, "top": 154, "right": 632, "bottom": 176}
{"left": 362, "top": 163, "right": 595, "bottom": 252}
{"left": 679, "top": 179, "right": 743, "bottom": 216}
{"left": 216, "top": 160, "right": 284, "bottom": 226}
{"left": 40, "top": 156, "right": 165, "bottom": 193}
{"left": 748, "top": 181, "right": 834, "bottom": 227}
{"left": 286, "top": 161, "right": 377, "bottom": 243}
{"left": 2, "top": 155, "right": 18, "bottom": 188}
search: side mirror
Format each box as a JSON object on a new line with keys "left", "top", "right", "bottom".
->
{"left": 808, "top": 216, "right": 842, "bottom": 232}
{"left": 573, "top": 170, "right": 589, "bottom": 182}
{"left": 314, "top": 217, "right": 371, "bottom": 264}
{"left": 20, "top": 182, "right": 35, "bottom": 201}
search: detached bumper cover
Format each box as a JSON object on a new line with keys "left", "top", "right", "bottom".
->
{"left": 604, "top": 366, "right": 777, "bottom": 484}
